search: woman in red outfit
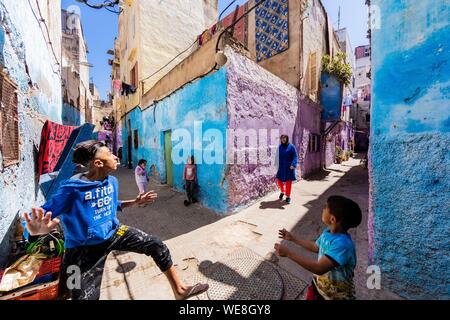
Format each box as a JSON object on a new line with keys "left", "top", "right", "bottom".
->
{"left": 275, "top": 135, "right": 298, "bottom": 204}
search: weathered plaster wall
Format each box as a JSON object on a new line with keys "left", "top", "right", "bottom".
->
{"left": 247, "top": 0, "right": 302, "bottom": 89}
{"left": 123, "top": 47, "right": 324, "bottom": 214}
{"left": 295, "top": 96, "right": 322, "bottom": 176}
{"left": 0, "top": 0, "right": 63, "bottom": 265}
{"left": 122, "top": 68, "right": 229, "bottom": 213}
{"left": 141, "top": 32, "right": 219, "bottom": 108}
{"left": 324, "top": 134, "right": 335, "bottom": 167}
{"left": 62, "top": 10, "right": 92, "bottom": 121}
{"left": 62, "top": 102, "right": 84, "bottom": 126}
{"left": 225, "top": 46, "right": 297, "bottom": 210}
{"left": 118, "top": 0, "right": 140, "bottom": 113}
{"left": 139, "top": 0, "right": 218, "bottom": 95}
{"left": 225, "top": 47, "right": 320, "bottom": 210}
{"left": 369, "top": 0, "right": 450, "bottom": 299}
{"left": 1, "top": 0, "right": 62, "bottom": 120}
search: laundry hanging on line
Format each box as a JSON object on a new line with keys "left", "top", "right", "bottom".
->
{"left": 38, "top": 120, "right": 77, "bottom": 176}
{"left": 112, "top": 79, "right": 122, "bottom": 90}
{"left": 121, "top": 82, "right": 137, "bottom": 96}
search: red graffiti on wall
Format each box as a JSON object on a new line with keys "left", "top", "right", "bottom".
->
{"left": 38, "top": 120, "right": 77, "bottom": 176}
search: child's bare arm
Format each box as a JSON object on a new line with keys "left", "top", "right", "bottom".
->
{"left": 293, "top": 238, "right": 319, "bottom": 253}
{"left": 278, "top": 229, "right": 319, "bottom": 253}
{"left": 274, "top": 243, "right": 336, "bottom": 275}
{"left": 121, "top": 191, "right": 157, "bottom": 209}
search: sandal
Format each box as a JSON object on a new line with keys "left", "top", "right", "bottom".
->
{"left": 181, "top": 283, "right": 209, "bottom": 300}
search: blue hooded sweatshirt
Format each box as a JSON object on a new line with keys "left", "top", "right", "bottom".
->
{"left": 276, "top": 143, "right": 298, "bottom": 182}
{"left": 41, "top": 174, "right": 121, "bottom": 249}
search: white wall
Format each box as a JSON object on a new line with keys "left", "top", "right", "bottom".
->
{"left": 139, "top": 0, "right": 218, "bottom": 92}
{"left": 355, "top": 55, "right": 371, "bottom": 88}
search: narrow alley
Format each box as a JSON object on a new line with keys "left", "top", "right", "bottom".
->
{"left": 100, "top": 156, "right": 399, "bottom": 300}
{"left": 0, "top": 0, "right": 448, "bottom": 305}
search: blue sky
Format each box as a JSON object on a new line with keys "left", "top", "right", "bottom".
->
{"left": 61, "top": 0, "right": 368, "bottom": 99}
{"left": 61, "top": 0, "right": 118, "bottom": 100}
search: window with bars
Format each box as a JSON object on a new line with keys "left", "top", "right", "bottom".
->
{"left": 0, "top": 73, "right": 19, "bottom": 166}
{"left": 308, "top": 134, "right": 321, "bottom": 153}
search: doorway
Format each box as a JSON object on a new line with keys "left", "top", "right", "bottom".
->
{"left": 164, "top": 130, "right": 173, "bottom": 186}
{"left": 127, "top": 119, "right": 132, "bottom": 169}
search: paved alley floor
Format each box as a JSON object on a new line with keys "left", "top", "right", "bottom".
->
{"left": 100, "top": 157, "right": 401, "bottom": 300}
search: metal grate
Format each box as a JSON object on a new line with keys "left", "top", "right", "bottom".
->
{"left": 205, "top": 258, "right": 284, "bottom": 300}
{"left": 0, "top": 73, "right": 19, "bottom": 166}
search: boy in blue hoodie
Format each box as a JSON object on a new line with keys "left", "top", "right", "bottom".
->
{"left": 23, "top": 140, "right": 208, "bottom": 300}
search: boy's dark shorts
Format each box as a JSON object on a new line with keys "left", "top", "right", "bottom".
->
{"left": 60, "top": 225, "right": 173, "bottom": 300}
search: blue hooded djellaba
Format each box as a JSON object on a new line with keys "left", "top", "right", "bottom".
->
{"left": 276, "top": 139, "right": 299, "bottom": 182}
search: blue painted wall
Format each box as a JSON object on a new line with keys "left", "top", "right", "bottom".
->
{"left": 62, "top": 102, "right": 84, "bottom": 126}
{"left": 369, "top": 0, "right": 450, "bottom": 299}
{"left": 122, "top": 68, "right": 229, "bottom": 213}
{"left": 0, "top": 1, "right": 71, "bottom": 266}
{"left": 320, "top": 72, "right": 343, "bottom": 121}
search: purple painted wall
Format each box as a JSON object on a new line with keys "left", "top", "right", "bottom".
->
{"left": 295, "top": 96, "right": 322, "bottom": 177}
{"left": 224, "top": 47, "right": 322, "bottom": 211}
{"left": 324, "top": 122, "right": 337, "bottom": 167}
{"left": 324, "top": 137, "right": 336, "bottom": 167}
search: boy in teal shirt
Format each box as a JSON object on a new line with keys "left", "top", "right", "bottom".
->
{"left": 275, "top": 195, "right": 362, "bottom": 300}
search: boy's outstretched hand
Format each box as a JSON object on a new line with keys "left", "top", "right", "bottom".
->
{"left": 278, "top": 228, "right": 293, "bottom": 241}
{"left": 135, "top": 191, "right": 157, "bottom": 205}
{"left": 23, "top": 208, "right": 60, "bottom": 236}
{"left": 274, "top": 243, "right": 290, "bottom": 257}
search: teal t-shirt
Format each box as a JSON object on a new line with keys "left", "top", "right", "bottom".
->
{"left": 314, "top": 228, "right": 357, "bottom": 299}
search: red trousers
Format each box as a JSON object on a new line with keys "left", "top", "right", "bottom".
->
{"left": 277, "top": 179, "right": 292, "bottom": 197}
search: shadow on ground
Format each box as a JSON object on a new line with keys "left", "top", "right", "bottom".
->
{"left": 259, "top": 199, "right": 289, "bottom": 210}
{"left": 112, "top": 167, "right": 224, "bottom": 241}
{"left": 276, "top": 155, "right": 399, "bottom": 299}
{"left": 192, "top": 155, "right": 399, "bottom": 299}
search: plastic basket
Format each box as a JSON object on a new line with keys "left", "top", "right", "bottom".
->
{"left": 0, "top": 256, "right": 61, "bottom": 282}
{"left": 0, "top": 276, "right": 59, "bottom": 300}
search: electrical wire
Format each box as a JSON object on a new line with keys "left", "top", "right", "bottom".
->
{"left": 215, "top": 0, "right": 268, "bottom": 53}
{"left": 149, "top": 62, "right": 219, "bottom": 123}
{"left": 76, "top": 0, "right": 122, "bottom": 14}
{"left": 146, "top": 0, "right": 269, "bottom": 119}
{"left": 35, "top": 0, "right": 61, "bottom": 68}
{"left": 27, "top": 0, "right": 61, "bottom": 75}
{"left": 140, "top": 0, "right": 242, "bottom": 86}
{"left": 140, "top": 40, "right": 197, "bottom": 84}
{"left": 219, "top": 0, "right": 237, "bottom": 21}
